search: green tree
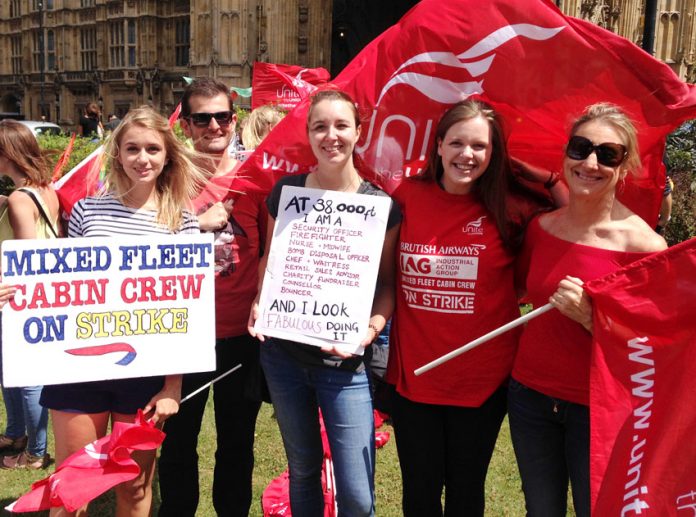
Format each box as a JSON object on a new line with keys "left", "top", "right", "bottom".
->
{"left": 665, "top": 122, "right": 696, "bottom": 245}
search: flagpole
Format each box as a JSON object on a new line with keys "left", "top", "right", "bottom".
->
{"left": 180, "top": 364, "right": 243, "bottom": 404}
{"left": 414, "top": 303, "right": 553, "bottom": 376}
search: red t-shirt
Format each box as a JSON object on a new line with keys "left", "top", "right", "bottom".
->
{"left": 193, "top": 163, "right": 267, "bottom": 338}
{"left": 512, "top": 217, "right": 650, "bottom": 405}
{"left": 386, "top": 180, "right": 520, "bottom": 407}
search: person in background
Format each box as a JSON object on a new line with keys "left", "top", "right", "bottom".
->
{"left": 241, "top": 104, "right": 285, "bottom": 151}
{"left": 39, "top": 106, "right": 205, "bottom": 517}
{"left": 0, "top": 119, "right": 60, "bottom": 470}
{"left": 249, "top": 89, "right": 401, "bottom": 517}
{"left": 104, "top": 114, "right": 122, "bottom": 133}
{"left": 158, "top": 78, "right": 265, "bottom": 517}
{"left": 656, "top": 173, "right": 674, "bottom": 235}
{"left": 78, "top": 102, "right": 103, "bottom": 140}
{"left": 509, "top": 103, "right": 666, "bottom": 517}
{"left": 386, "top": 99, "right": 554, "bottom": 517}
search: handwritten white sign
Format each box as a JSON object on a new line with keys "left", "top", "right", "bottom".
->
{"left": 1, "top": 234, "right": 216, "bottom": 387}
{"left": 254, "top": 186, "right": 391, "bottom": 354}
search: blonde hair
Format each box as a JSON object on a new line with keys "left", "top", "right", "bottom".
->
{"left": 102, "top": 106, "right": 208, "bottom": 231}
{"left": 241, "top": 105, "right": 285, "bottom": 150}
{"left": 0, "top": 120, "right": 52, "bottom": 187}
{"left": 570, "top": 103, "right": 641, "bottom": 173}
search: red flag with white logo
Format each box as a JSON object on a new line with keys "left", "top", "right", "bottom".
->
{"left": 251, "top": 62, "right": 330, "bottom": 110}
{"left": 6, "top": 411, "right": 164, "bottom": 513}
{"left": 585, "top": 238, "right": 696, "bottom": 515}
{"left": 236, "top": 0, "right": 696, "bottom": 224}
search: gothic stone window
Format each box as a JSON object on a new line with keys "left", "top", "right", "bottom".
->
{"left": 110, "top": 20, "right": 137, "bottom": 68}
{"left": 175, "top": 18, "right": 190, "bottom": 67}
{"left": 81, "top": 27, "right": 97, "bottom": 71}
{"left": 10, "top": 0, "right": 21, "bottom": 17}
{"left": 11, "top": 35, "right": 22, "bottom": 74}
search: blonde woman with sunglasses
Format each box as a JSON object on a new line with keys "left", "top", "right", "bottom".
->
{"left": 508, "top": 103, "right": 667, "bottom": 517}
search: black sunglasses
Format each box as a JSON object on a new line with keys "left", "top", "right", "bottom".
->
{"left": 186, "top": 111, "right": 234, "bottom": 128}
{"left": 565, "top": 135, "right": 627, "bottom": 167}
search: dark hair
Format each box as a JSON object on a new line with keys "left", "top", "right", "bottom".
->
{"left": 307, "top": 89, "right": 361, "bottom": 130}
{"left": 180, "top": 78, "right": 233, "bottom": 118}
{"left": 0, "top": 120, "right": 52, "bottom": 187}
{"left": 419, "top": 99, "right": 518, "bottom": 249}
{"left": 86, "top": 102, "right": 100, "bottom": 117}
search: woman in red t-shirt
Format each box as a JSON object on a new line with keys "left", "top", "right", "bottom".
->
{"left": 509, "top": 104, "right": 667, "bottom": 516}
{"left": 386, "top": 99, "right": 554, "bottom": 516}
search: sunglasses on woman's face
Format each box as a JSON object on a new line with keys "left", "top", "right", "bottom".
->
{"left": 565, "top": 135, "right": 627, "bottom": 167}
{"left": 186, "top": 110, "right": 234, "bottom": 128}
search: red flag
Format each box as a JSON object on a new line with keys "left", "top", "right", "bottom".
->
{"left": 237, "top": 0, "right": 696, "bottom": 224}
{"left": 168, "top": 102, "right": 182, "bottom": 127}
{"left": 585, "top": 239, "right": 696, "bottom": 515}
{"left": 53, "top": 144, "right": 104, "bottom": 217}
{"left": 6, "top": 411, "right": 164, "bottom": 513}
{"left": 51, "top": 133, "right": 77, "bottom": 182}
{"left": 251, "top": 62, "right": 330, "bottom": 110}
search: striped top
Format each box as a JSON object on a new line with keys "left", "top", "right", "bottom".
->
{"left": 69, "top": 193, "right": 199, "bottom": 237}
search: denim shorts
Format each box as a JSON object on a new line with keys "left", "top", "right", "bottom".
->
{"left": 40, "top": 376, "right": 164, "bottom": 414}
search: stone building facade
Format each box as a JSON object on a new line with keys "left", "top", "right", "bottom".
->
{"left": 0, "top": 0, "right": 331, "bottom": 127}
{"left": 0, "top": 0, "right": 694, "bottom": 128}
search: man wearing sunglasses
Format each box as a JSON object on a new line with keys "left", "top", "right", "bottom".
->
{"left": 158, "top": 78, "right": 265, "bottom": 517}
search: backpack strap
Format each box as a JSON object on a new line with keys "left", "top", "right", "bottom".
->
{"left": 16, "top": 187, "right": 59, "bottom": 238}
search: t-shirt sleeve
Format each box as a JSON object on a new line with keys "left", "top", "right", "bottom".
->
{"left": 266, "top": 181, "right": 283, "bottom": 220}
{"left": 178, "top": 210, "right": 200, "bottom": 234}
{"left": 68, "top": 199, "right": 86, "bottom": 237}
{"left": 265, "top": 175, "right": 306, "bottom": 220}
{"left": 386, "top": 197, "right": 402, "bottom": 230}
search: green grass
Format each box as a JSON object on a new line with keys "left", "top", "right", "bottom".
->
{"left": 1, "top": 394, "right": 574, "bottom": 516}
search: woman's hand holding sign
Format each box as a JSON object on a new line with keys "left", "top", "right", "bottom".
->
{"left": 0, "top": 283, "right": 17, "bottom": 309}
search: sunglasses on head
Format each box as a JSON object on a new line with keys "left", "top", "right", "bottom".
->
{"left": 186, "top": 110, "right": 234, "bottom": 128}
{"left": 565, "top": 135, "right": 627, "bottom": 167}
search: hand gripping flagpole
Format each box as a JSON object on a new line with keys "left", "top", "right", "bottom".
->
{"left": 414, "top": 303, "right": 553, "bottom": 376}
{"left": 180, "top": 363, "right": 243, "bottom": 403}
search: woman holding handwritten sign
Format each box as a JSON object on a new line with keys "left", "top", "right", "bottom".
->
{"left": 386, "top": 99, "right": 556, "bottom": 516}
{"left": 0, "top": 120, "right": 60, "bottom": 470}
{"left": 39, "top": 106, "right": 206, "bottom": 517}
{"left": 248, "top": 89, "right": 401, "bottom": 516}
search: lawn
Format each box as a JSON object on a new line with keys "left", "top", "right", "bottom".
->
{"left": 0, "top": 394, "right": 574, "bottom": 516}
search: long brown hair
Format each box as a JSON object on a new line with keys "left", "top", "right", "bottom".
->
{"left": 0, "top": 120, "right": 52, "bottom": 187}
{"left": 419, "top": 99, "right": 516, "bottom": 249}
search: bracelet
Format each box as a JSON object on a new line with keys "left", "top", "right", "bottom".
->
{"left": 368, "top": 323, "right": 380, "bottom": 335}
{"left": 544, "top": 171, "right": 561, "bottom": 189}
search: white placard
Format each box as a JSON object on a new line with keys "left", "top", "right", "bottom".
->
{"left": 254, "top": 186, "right": 391, "bottom": 354}
{"left": 0, "top": 234, "right": 216, "bottom": 387}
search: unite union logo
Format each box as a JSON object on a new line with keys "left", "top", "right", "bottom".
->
{"left": 463, "top": 216, "right": 486, "bottom": 234}
{"left": 677, "top": 490, "right": 696, "bottom": 515}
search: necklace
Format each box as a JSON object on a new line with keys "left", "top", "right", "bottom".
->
{"left": 312, "top": 172, "right": 361, "bottom": 192}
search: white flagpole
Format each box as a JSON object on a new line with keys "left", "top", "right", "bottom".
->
{"left": 180, "top": 363, "right": 243, "bottom": 404}
{"left": 414, "top": 303, "right": 554, "bottom": 376}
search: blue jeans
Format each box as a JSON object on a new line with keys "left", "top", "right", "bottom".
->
{"left": 2, "top": 385, "right": 48, "bottom": 456}
{"left": 507, "top": 378, "right": 590, "bottom": 517}
{"left": 261, "top": 339, "right": 375, "bottom": 517}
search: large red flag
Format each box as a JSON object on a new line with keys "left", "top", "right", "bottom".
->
{"left": 251, "top": 62, "right": 330, "bottom": 110}
{"left": 236, "top": 0, "right": 696, "bottom": 224}
{"left": 585, "top": 238, "right": 696, "bottom": 515}
{"left": 6, "top": 411, "right": 164, "bottom": 513}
